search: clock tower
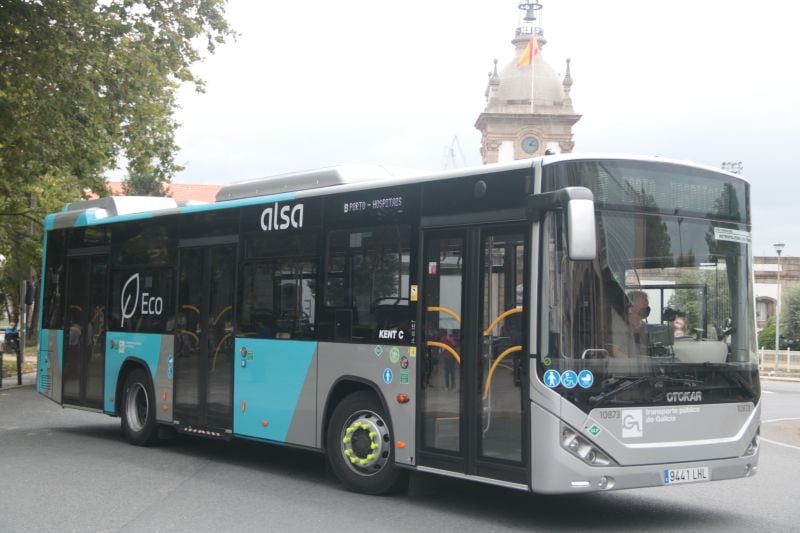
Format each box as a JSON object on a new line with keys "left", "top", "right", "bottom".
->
{"left": 475, "top": 2, "right": 581, "bottom": 163}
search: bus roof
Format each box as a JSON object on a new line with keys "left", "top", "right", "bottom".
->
{"left": 540, "top": 153, "right": 750, "bottom": 183}
{"left": 46, "top": 154, "right": 745, "bottom": 230}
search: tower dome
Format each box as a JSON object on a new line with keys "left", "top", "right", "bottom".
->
{"left": 486, "top": 32, "right": 576, "bottom": 115}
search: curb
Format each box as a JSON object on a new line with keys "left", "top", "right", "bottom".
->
{"left": 761, "top": 375, "right": 800, "bottom": 383}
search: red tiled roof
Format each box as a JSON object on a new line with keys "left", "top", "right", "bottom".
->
{"left": 104, "top": 181, "right": 221, "bottom": 203}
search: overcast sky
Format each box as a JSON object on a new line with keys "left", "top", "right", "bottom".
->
{"left": 170, "top": 0, "right": 798, "bottom": 258}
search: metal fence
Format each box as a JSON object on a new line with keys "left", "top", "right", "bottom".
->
{"left": 759, "top": 348, "right": 800, "bottom": 374}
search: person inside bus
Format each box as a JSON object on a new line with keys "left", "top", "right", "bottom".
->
{"left": 440, "top": 329, "right": 458, "bottom": 391}
{"left": 607, "top": 290, "right": 650, "bottom": 357}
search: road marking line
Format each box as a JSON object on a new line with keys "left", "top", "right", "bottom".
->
{"left": 761, "top": 390, "right": 775, "bottom": 394}
{"left": 762, "top": 417, "right": 800, "bottom": 424}
{"left": 761, "top": 437, "right": 800, "bottom": 452}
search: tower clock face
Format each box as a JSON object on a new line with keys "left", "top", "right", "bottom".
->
{"left": 521, "top": 136, "right": 540, "bottom": 154}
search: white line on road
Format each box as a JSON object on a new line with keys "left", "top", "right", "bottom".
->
{"left": 761, "top": 438, "right": 800, "bottom": 452}
{"left": 762, "top": 417, "right": 800, "bottom": 424}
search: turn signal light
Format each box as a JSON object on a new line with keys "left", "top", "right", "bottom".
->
{"left": 396, "top": 394, "right": 410, "bottom": 404}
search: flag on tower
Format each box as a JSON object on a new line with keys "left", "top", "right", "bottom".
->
{"left": 517, "top": 33, "right": 539, "bottom": 67}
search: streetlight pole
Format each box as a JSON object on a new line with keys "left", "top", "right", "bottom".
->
{"left": 773, "top": 243, "right": 785, "bottom": 374}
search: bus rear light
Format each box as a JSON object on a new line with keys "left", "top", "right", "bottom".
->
{"left": 561, "top": 425, "right": 615, "bottom": 467}
{"left": 396, "top": 394, "right": 410, "bottom": 404}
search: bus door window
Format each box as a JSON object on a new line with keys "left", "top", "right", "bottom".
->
{"left": 421, "top": 235, "right": 464, "bottom": 453}
{"left": 175, "top": 248, "right": 204, "bottom": 413}
{"left": 206, "top": 245, "right": 235, "bottom": 426}
{"left": 479, "top": 230, "right": 525, "bottom": 463}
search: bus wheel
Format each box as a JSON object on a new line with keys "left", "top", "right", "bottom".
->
{"left": 326, "top": 390, "right": 404, "bottom": 495}
{"left": 121, "top": 368, "right": 159, "bottom": 446}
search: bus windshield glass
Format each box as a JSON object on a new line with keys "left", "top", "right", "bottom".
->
{"left": 539, "top": 160, "right": 758, "bottom": 412}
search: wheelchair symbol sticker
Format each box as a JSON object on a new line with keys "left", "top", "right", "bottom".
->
{"left": 561, "top": 370, "right": 578, "bottom": 389}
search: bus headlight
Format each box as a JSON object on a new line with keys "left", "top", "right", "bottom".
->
{"left": 561, "top": 425, "right": 616, "bottom": 467}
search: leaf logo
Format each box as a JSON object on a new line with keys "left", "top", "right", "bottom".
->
{"left": 121, "top": 273, "right": 140, "bottom": 327}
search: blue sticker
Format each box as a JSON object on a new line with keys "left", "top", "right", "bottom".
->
{"left": 167, "top": 354, "right": 174, "bottom": 365}
{"left": 561, "top": 370, "right": 578, "bottom": 389}
{"left": 543, "top": 369, "right": 561, "bottom": 388}
{"left": 167, "top": 367, "right": 174, "bottom": 379}
{"left": 383, "top": 368, "right": 394, "bottom": 384}
{"left": 578, "top": 370, "right": 594, "bottom": 388}
{"left": 241, "top": 359, "right": 247, "bottom": 368}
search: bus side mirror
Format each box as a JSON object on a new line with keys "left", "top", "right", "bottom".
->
{"left": 528, "top": 186, "right": 597, "bottom": 261}
{"left": 567, "top": 198, "right": 597, "bottom": 261}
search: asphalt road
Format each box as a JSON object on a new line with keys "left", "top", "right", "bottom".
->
{"left": 0, "top": 380, "right": 797, "bottom": 532}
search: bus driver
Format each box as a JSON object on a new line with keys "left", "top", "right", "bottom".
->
{"left": 608, "top": 290, "right": 650, "bottom": 357}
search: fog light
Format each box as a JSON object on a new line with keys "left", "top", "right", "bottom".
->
{"left": 598, "top": 475, "right": 615, "bottom": 490}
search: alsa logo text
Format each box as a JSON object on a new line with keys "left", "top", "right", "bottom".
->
{"left": 260, "top": 202, "right": 304, "bottom": 231}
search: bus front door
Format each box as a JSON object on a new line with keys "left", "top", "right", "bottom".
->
{"left": 62, "top": 253, "right": 109, "bottom": 410}
{"left": 174, "top": 244, "right": 236, "bottom": 434}
{"left": 418, "top": 227, "right": 528, "bottom": 486}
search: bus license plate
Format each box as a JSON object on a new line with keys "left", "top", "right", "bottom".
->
{"left": 663, "top": 466, "right": 710, "bottom": 485}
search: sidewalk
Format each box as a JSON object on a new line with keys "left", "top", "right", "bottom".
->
{"left": 0, "top": 369, "right": 36, "bottom": 389}
{"left": 761, "top": 373, "right": 800, "bottom": 383}
{"left": 1, "top": 351, "right": 36, "bottom": 390}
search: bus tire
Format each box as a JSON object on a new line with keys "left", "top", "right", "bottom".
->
{"left": 326, "top": 390, "right": 405, "bottom": 495}
{"left": 120, "top": 367, "right": 159, "bottom": 446}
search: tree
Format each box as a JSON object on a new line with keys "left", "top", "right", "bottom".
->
{"left": 779, "top": 283, "right": 800, "bottom": 349}
{"left": 757, "top": 283, "right": 800, "bottom": 350}
{"left": 0, "top": 1, "right": 233, "bottom": 332}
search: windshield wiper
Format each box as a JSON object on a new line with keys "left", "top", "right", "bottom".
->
{"left": 589, "top": 375, "right": 704, "bottom": 407}
{"left": 700, "top": 362, "right": 757, "bottom": 398}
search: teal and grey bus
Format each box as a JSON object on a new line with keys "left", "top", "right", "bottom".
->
{"left": 37, "top": 154, "right": 759, "bottom": 494}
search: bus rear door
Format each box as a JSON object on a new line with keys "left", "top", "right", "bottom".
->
{"left": 62, "top": 252, "right": 109, "bottom": 410}
{"left": 173, "top": 242, "right": 237, "bottom": 435}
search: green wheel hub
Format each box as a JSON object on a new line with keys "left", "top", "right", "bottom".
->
{"left": 340, "top": 410, "right": 390, "bottom": 475}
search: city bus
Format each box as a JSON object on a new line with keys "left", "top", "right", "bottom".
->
{"left": 37, "top": 154, "right": 760, "bottom": 494}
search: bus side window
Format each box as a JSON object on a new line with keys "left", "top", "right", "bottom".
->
{"left": 238, "top": 261, "right": 317, "bottom": 340}
{"left": 321, "top": 225, "right": 412, "bottom": 343}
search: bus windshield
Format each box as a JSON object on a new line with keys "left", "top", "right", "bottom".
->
{"left": 539, "top": 161, "right": 758, "bottom": 412}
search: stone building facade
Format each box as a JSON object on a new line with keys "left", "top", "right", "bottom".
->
{"left": 754, "top": 256, "right": 800, "bottom": 330}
